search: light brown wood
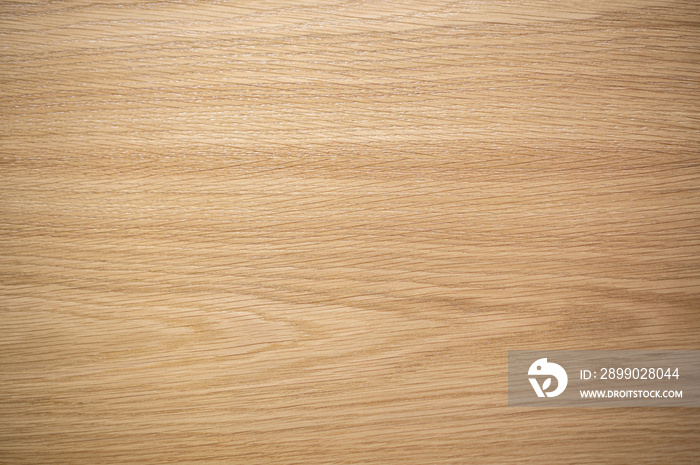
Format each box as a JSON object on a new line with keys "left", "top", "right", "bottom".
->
{"left": 1, "top": 1, "right": 699, "bottom": 463}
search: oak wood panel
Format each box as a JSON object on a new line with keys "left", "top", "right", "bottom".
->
{"left": 1, "top": 1, "right": 699, "bottom": 463}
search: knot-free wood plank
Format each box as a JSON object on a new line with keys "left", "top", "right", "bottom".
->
{"left": 1, "top": 1, "right": 699, "bottom": 463}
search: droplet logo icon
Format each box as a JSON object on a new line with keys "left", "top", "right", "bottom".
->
{"left": 528, "top": 358, "right": 568, "bottom": 397}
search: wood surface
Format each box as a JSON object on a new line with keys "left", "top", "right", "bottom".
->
{"left": 1, "top": 1, "right": 699, "bottom": 463}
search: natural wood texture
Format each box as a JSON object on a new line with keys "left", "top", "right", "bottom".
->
{"left": 1, "top": 1, "right": 699, "bottom": 463}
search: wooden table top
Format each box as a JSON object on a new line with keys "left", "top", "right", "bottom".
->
{"left": 1, "top": 1, "right": 699, "bottom": 463}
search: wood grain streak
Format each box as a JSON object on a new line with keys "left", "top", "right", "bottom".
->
{"left": 1, "top": 1, "right": 699, "bottom": 463}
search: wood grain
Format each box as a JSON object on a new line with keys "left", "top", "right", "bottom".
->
{"left": 1, "top": 1, "right": 699, "bottom": 463}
